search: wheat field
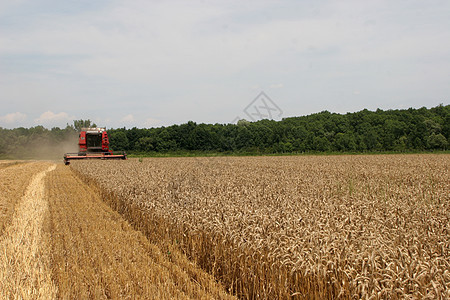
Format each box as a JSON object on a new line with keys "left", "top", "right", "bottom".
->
{"left": 0, "top": 156, "right": 448, "bottom": 299}
{"left": 71, "top": 154, "right": 450, "bottom": 299}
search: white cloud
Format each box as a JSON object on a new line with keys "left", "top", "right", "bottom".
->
{"left": 35, "top": 111, "right": 75, "bottom": 125}
{"left": 120, "top": 114, "right": 135, "bottom": 123}
{"left": 144, "top": 117, "right": 162, "bottom": 127}
{"left": 0, "top": 112, "right": 27, "bottom": 124}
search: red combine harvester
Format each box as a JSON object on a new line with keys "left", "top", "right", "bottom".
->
{"left": 63, "top": 127, "right": 127, "bottom": 165}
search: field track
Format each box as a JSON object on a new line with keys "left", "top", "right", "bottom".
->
{"left": 0, "top": 162, "right": 56, "bottom": 298}
{"left": 0, "top": 162, "right": 233, "bottom": 299}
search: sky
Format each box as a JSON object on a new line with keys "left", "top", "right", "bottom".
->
{"left": 1, "top": 0, "right": 449, "bottom": 129}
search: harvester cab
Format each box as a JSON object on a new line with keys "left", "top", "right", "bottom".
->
{"left": 63, "top": 127, "right": 127, "bottom": 165}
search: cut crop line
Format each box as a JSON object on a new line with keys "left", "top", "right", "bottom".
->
{"left": 0, "top": 164, "right": 57, "bottom": 299}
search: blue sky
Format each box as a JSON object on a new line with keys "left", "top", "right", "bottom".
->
{"left": 1, "top": 0, "right": 449, "bottom": 128}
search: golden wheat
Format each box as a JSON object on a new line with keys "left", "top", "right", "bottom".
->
{"left": 0, "top": 161, "right": 233, "bottom": 299}
{"left": 72, "top": 154, "right": 450, "bottom": 299}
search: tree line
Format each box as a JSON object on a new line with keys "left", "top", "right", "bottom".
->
{"left": 108, "top": 105, "right": 449, "bottom": 153}
{"left": 0, "top": 105, "right": 448, "bottom": 159}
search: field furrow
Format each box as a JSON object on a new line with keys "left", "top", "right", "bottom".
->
{"left": 0, "top": 163, "right": 57, "bottom": 299}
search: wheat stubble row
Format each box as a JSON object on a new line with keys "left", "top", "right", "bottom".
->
{"left": 72, "top": 155, "right": 450, "bottom": 299}
{"left": 45, "top": 165, "right": 233, "bottom": 299}
{"left": 0, "top": 162, "right": 45, "bottom": 234}
{"left": 0, "top": 161, "right": 232, "bottom": 299}
{"left": 0, "top": 162, "right": 57, "bottom": 299}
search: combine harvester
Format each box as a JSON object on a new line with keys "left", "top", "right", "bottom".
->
{"left": 64, "top": 127, "right": 127, "bottom": 165}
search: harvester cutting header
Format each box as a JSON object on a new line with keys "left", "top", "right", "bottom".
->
{"left": 64, "top": 127, "right": 126, "bottom": 165}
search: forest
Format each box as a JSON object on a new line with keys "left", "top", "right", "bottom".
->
{"left": 0, "top": 105, "right": 448, "bottom": 158}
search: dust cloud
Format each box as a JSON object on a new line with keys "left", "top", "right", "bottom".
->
{"left": 7, "top": 135, "right": 79, "bottom": 162}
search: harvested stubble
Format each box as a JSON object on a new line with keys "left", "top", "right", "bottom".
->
{"left": 0, "top": 162, "right": 48, "bottom": 235}
{"left": 71, "top": 155, "right": 450, "bottom": 299}
{"left": 0, "top": 161, "right": 233, "bottom": 299}
{"left": 0, "top": 162, "right": 57, "bottom": 299}
{"left": 45, "top": 165, "right": 233, "bottom": 299}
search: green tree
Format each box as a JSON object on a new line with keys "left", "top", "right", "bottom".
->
{"left": 333, "top": 132, "right": 357, "bottom": 151}
{"left": 312, "top": 136, "right": 330, "bottom": 151}
{"left": 235, "top": 126, "right": 254, "bottom": 150}
{"left": 237, "top": 119, "right": 250, "bottom": 126}
{"left": 136, "top": 136, "right": 154, "bottom": 152}
{"left": 426, "top": 133, "right": 448, "bottom": 149}
{"left": 109, "top": 131, "right": 129, "bottom": 151}
{"left": 73, "top": 120, "right": 97, "bottom": 131}
{"left": 423, "top": 119, "right": 442, "bottom": 135}
{"left": 394, "top": 136, "right": 408, "bottom": 151}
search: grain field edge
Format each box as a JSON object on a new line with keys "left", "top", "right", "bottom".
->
{"left": 71, "top": 166, "right": 256, "bottom": 299}
{"left": 46, "top": 165, "right": 234, "bottom": 299}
